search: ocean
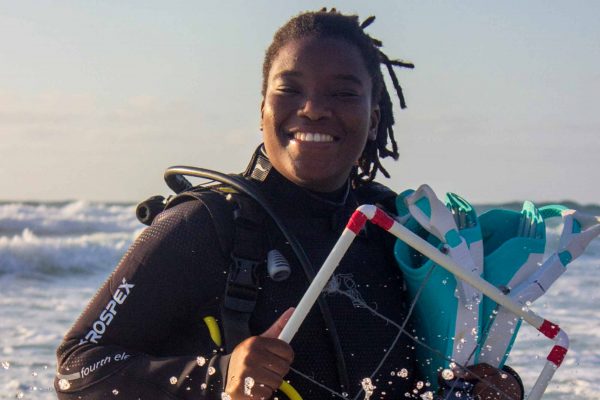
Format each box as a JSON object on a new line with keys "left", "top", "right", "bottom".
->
{"left": 0, "top": 200, "right": 599, "bottom": 399}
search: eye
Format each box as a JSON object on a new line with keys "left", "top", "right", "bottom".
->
{"left": 276, "top": 86, "right": 300, "bottom": 95}
{"left": 332, "top": 90, "right": 359, "bottom": 99}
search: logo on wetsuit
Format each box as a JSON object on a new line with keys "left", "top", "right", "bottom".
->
{"left": 79, "top": 278, "right": 135, "bottom": 345}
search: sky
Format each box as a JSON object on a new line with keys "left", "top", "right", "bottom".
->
{"left": 1, "top": 0, "right": 599, "bottom": 204}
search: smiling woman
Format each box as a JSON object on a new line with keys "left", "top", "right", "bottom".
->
{"left": 52, "top": 9, "right": 526, "bottom": 400}
{"left": 261, "top": 36, "right": 379, "bottom": 192}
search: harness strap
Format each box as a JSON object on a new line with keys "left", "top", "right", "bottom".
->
{"left": 222, "top": 193, "right": 267, "bottom": 352}
{"left": 162, "top": 183, "right": 268, "bottom": 353}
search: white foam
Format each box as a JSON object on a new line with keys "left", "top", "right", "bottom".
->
{"left": 0, "top": 228, "right": 139, "bottom": 278}
{"left": 0, "top": 201, "right": 141, "bottom": 236}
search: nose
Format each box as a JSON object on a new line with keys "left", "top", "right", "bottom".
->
{"left": 297, "top": 95, "right": 332, "bottom": 120}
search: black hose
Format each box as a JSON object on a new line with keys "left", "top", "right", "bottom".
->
{"left": 164, "top": 166, "right": 351, "bottom": 393}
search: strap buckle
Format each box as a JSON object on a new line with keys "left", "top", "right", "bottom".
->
{"left": 224, "top": 256, "right": 261, "bottom": 313}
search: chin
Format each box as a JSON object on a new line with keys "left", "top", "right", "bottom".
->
{"left": 291, "top": 170, "right": 345, "bottom": 192}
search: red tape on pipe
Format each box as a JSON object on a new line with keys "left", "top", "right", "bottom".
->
{"left": 372, "top": 208, "right": 395, "bottom": 231}
{"left": 539, "top": 320, "right": 560, "bottom": 339}
{"left": 547, "top": 345, "right": 568, "bottom": 367}
{"left": 346, "top": 210, "right": 368, "bottom": 234}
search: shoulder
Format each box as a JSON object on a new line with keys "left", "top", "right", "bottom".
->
{"left": 353, "top": 181, "right": 397, "bottom": 213}
{"left": 164, "top": 189, "right": 237, "bottom": 252}
{"left": 128, "top": 192, "right": 234, "bottom": 265}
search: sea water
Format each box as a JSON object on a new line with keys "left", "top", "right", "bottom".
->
{"left": 1, "top": 200, "right": 599, "bottom": 399}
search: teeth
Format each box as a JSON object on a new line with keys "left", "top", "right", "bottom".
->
{"left": 293, "top": 132, "right": 334, "bottom": 143}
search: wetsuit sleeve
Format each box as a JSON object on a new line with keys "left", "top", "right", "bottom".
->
{"left": 55, "top": 200, "right": 232, "bottom": 399}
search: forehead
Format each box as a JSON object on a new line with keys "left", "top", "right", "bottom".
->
{"left": 267, "top": 36, "right": 371, "bottom": 83}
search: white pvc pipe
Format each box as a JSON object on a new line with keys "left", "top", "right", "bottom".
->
{"left": 529, "top": 329, "right": 569, "bottom": 399}
{"left": 278, "top": 229, "right": 358, "bottom": 343}
{"left": 278, "top": 206, "right": 569, "bottom": 400}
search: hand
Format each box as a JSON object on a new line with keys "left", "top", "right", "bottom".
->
{"left": 459, "top": 363, "right": 523, "bottom": 400}
{"left": 225, "top": 308, "right": 295, "bottom": 399}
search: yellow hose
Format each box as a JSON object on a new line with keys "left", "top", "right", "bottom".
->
{"left": 202, "top": 316, "right": 222, "bottom": 347}
{"left": 279, "top": 380, "right": 302, "bottom": 400}
{"left": 203, "top": 316, "right": 301, "bottom": 399}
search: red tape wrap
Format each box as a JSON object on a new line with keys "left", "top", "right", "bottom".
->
{"left": 547, "top": 345, "right": 568, "bottom": 367}
{"left": 371, "top": 208, "right": 395, "bottom": 231}
{"left": 539, "top": 320, "right": 560, "bottom": 339}
{"left": 346, "top": 210, "right": 368, "bottom": 234}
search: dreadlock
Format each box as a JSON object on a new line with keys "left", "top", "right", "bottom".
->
{"left": 262, "top": 8, "right": 414, "bottom": 187}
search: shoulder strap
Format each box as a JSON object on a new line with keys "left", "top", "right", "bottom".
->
{"left": 166, "top": 187, "right": 236, "bottom": 256}
{"left": 166, "top": 184, "right": 269, "bottom": 353}
{"left": 221, "top": 191, "right": 267, "bottom": 352}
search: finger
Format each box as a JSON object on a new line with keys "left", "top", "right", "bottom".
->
{"left": 261, "top": 307, "right": 295, "bottom": 338}
{"left": 259, "top": 352, "right": 292, "bottom": 376}
{"left": 256, "top": 366, "right": 288, "bottom": 393}
{"left": 249, "top": 383, "right": 276, "bottom": 400}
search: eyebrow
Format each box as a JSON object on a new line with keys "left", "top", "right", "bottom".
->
{"left": 272, "top": 71, "right": 364, "bottom": 87}
{"left": 333, "top": 74, "right": 364, "bottom": 86}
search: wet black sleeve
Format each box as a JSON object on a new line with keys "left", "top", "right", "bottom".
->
{"left": 55, "top": 200, "right": 232, "bottom": 399}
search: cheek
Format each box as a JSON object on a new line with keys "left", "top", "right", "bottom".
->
{"left": 262, "top": 95, "right": 295, "bottom": 131}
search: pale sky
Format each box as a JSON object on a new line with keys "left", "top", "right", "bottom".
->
{"left": 1, "top": 0, "right": 599, "bottom": 203}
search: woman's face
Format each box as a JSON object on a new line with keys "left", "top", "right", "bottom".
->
{"left": 261, "top": 35, "right": 380, "bottom": 192}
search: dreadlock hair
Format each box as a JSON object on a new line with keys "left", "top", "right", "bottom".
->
{"left": 262, "top": 8, "right": 414, "bottom": 187}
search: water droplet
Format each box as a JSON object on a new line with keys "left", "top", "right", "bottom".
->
{"left": 196, "top": 356, "right": 206, "bottom": 366}
{"left": 58, "top": 379, "right": 71, "bottom": 390}
{"left": 201, "top": 383, "right": 207, "bottom": 390}
{"left": 170, "top": 376, "right": 178, "bottom": 385}
{"left": 441, "top": 369, "right": 454, "bottom": 381}
{"left": 398, "top": 368, "right": 409, "bottom": 378}
{"left": 32, "top": 371, "right": 38, "bottom": 377}
{"left": 416, "top": 381, "right": 424, "bottom": 389}
{"left": 16, "top": 392, "right": 24, "bottom": 399}
{"left": 244, "top": 377, "right": 255, "bottom": 396}
{"left": 501, "top": 373, "right": 508, "bottom": 379}
{"left": 208, "top": 367, "right": 216, "bottom": 376}
{"left": 112, "top": 389, "right": 119, "bottom": 395}
{"left": 221, "top": 392, "right": 232, "bottom": 400}
{"left": 1, "top": 361, "right": 9, "bottom": 370}
{"left": 361, "top": 377, "right": 376, "bottom": 400}
{"left": 342, "top": 392, "right": 349, "bottom": 397}
{"left": 420, "top": 391, "right": 434, "bottom": 400}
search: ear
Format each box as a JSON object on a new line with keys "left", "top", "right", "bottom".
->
{"left": 260, "top": 98, "right": 265, "bottom": 131}
{"left": 368, "top": 105, "right": 381, "bottom": 141}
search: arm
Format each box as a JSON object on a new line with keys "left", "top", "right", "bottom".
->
{"left": 55, "top": 200, "right": 232, "bottom": 399}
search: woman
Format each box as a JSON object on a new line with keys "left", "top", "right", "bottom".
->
{"left": 55, "top": 10, "right": 522, "bottom": 400}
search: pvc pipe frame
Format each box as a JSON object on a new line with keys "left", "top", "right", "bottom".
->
{"left": 278, "top": 205, "right": 570, "bottom": 400}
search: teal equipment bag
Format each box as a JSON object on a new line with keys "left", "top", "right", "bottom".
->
{"left": 394, "top": 185, "right": 566, "bottom": 386}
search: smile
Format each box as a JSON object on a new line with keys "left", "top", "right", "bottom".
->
{"left": 291, "top": 132, "right": 336, "bottom": 143}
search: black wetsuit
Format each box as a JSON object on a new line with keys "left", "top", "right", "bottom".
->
{"left": 55, "top": 149, "right": 417, "bottom": 399}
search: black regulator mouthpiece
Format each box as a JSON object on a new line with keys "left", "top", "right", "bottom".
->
{"left": 136, "top": 195, "right": 167, "bottom": 226}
